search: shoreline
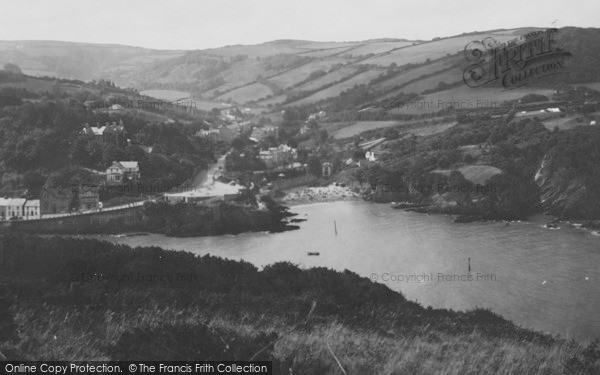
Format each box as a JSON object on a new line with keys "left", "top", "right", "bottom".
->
{"left": 277, "top": 184, "right": 362, "bottom": 207}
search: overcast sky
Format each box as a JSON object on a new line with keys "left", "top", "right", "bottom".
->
{"left": 0, "top": 0, "right": 597, "bottom": 50}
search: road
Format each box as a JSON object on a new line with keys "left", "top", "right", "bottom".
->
{"left": 192, "top": 152, "right": 228, "bottom": 188}
{"left": 35, "top": 154, "right": 229, "bottom": 220}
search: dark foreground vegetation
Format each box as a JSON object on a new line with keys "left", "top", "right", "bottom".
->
{"left": 0, "top": 234, "right": 598, "bottom": 374}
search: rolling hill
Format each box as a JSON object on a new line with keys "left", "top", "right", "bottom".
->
{"left": 1, "top": 27, "right": 599, "bottom": 114}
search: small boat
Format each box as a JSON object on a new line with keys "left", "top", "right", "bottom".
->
{"left": 307, "top": 252, "right": 320, "bottom": 256}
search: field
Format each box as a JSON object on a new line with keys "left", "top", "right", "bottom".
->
{"left": 0, "top": 77, "right": 89, "bottom": 95}
{"left": 390, "top": 66, "right": 463, "bottom": 95}
{"left": 362, "top": 33, "right": 517, "bottom": 67}
{"left": 215, "top": 82, "right": 273, "bottom": 104}
{"left": 332, "top": 121, "right": 401, "bottom": 139}
{"left": 371, "top": 57, "right": 460, "bottom": 93}
{"left": 269, "top": 58, "right": 347, "bottom": 89}
{"left": 297, "top": 46, "right": 355, "bottom": 57}
{"left": 203, "top": 59, "right": 267, "bottom": 96}
{"left": 375, "top": 86, "right": 556, "bottom": 115}
{"left": 295, "top": 66, "right": 358, "bottom": 92}
{"left": 434, "top": 165, "right": 502, "bottom": 184}
{"left": 330, "top": 120, "right": 457, "bottom": 139}
{"left": 542, "top": 115, "right": 598, "bottom": 130}
{"left": 285, "top": 69, "right": 384, "bottom": 106}
{"left": 342, "top": 41, "right": 416, "bottom": 57}
{"left": 140, "top": 89, "right": 191, "bottom": 101}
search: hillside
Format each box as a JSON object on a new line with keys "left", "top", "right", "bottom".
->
{"left": 1, "top": 234, "right": 598, "bottom": 373}
{"left": 0, "top": 71, "right": 219, "bottom": 199}
{"left": 3, "top": 27, "right": 599, "bottom": 113}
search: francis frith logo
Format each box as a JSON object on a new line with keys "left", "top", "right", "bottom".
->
{"left": 463, "top": 28, "right": 572, "bottom": 89}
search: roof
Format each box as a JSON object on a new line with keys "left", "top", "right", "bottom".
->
{"left": 24, "top": 199, "right": 40, "bottom": 207}
{"left": 111, "top": 161, "right": 139, "bottom": 170}
{"left": 0, "top": 198, "right": 26, "bottom": 206}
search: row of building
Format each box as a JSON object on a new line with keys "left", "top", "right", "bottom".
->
{"left": 80, "top": 120, "right": 127, "bottom": 144}
{"left": 0, "top": 198, "right": 41, "bottom": 220}
{"left": 196, "top": 123, "right": 278, "bottom": 143}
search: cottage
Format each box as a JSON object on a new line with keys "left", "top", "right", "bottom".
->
{"left": 258, "top": 145, "right": 297, "bottom": 169}
{"left": 23, "top": 199, "right": 40, "bottom": 219}
{"left": 79, "top": 188, "right": 100, "bottom": 210}
{"left": 106, "top": 161, "right": 140, "bottom": 184}
{"left": 250, "top": 125, "right": 278, "bottom": 142}
{"left": 0, "top": 198, "right": 26, "bottom": 219}
{"left": 0, "top": 198, "right": 40, "bottom": 220}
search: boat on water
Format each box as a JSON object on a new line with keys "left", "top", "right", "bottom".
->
{"left": 307, "top": 252, "right": 320, "bottom": 256}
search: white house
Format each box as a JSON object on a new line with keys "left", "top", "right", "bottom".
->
{"left": 23, "top": 199, "right": 40, "bottom": 219}
{"left": 365, "top": 151, "right": 377, "bottom": 162}
{"left": 0, "top": 198, "right": 26, "bottom": 219}
{"left": 107, "top": 161, "right": 140, "bottom": 184}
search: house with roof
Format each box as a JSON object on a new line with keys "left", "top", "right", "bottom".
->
{"left": 258, "top": 145, "right": 297, "bottom": 169}
{"left": 0, "top": 198, "right": 26, "bottom": 219}
{"left": 106, "top": 161, "right": 140, "bottom": 184}
{"left": 250, "top": 125, "right": 278, "bottom": 142}
{"left": 0, "top": 198, "right": 40, "bottom": 220}
{"left": 81, "top": 120, "right": 126, "bottom": 144}
{"left": 23, "top": 200, "right": 40, "bottom": 219}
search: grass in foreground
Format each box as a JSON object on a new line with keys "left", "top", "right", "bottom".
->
{"left": 0, "top": 234, "right": 598, "bottom": 374}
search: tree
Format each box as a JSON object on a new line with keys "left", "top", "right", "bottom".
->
{"left": 3, "top": 63, "right": 22, "bottom": 75}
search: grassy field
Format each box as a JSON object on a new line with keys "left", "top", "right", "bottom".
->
{"left": 296, "top": 66, "right": 358, "bottom": 91}
{"left": 433, "top": 165, "right": 502, "bottom": 185}
{"left": 269, "top": 58, "right": 347, "bottom": 89}
{"left": 371, "top": 58, "right": 459, "bottom": 93}
{"left": 362, "top": 33, "right": 517, "bottom": 67}
{"left": 329, "top": 120, "right": 457, "bottom": 139}
{"left": 286, "top": 69, "right": 384, "bottom": 106}
{"left": 215, "top": 82, "right": 273, "bottom": 104}
{"left": 379, "top": 86, "right": 556, "bottom": 115}
{"left": 140, "top": 89, "right": 191, "bottom": 101}
{"left": 297, "top": 46, "right": 356, "bottom": 58}
{"left": 342, "top": 41, "right": 416, "bottom": 56}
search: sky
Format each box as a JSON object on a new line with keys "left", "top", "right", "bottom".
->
{"left": 0, "top": 0, "right": 598, "bottom": 50}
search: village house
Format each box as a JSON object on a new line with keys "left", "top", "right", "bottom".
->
{"left": 196, "top": 128, "right": 221, "bottom": 142}
{"left": 250, "top": 125, "right": 278, "bottom": 142}
{"left": 308, "top": 111, "right": 326, "bottom": 121}
{"left": 258, "top": 145, "right": 297, "bottom": 169}
{"left": 106, "top": 161, "right": 140, "bottom": 184}
{"left": 5, "top": 198, "right": 26, "bottom": 219}
{"left": 81, "top": 120, "right": 126, "bottom": 144}
{"left": 40, "top": 186, "right": 99, "bottom": 214}
{"left": 79, "top": 188, "right": 100, "bottom": 210}
{"left": 365, "top": 151, "right": 377, "bottom": 162}
{"left": 0, "top": 198, "right": 41, "bottom": 220}
{"left": 23, "top": 199, "right": 40, "bottom": 219}
{"left": 299, "top": 124, "right": 311, "bottom": 135}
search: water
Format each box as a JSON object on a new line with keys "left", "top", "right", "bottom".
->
{"left": 95, "top": 200, "right": 600, "bottom": 341}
